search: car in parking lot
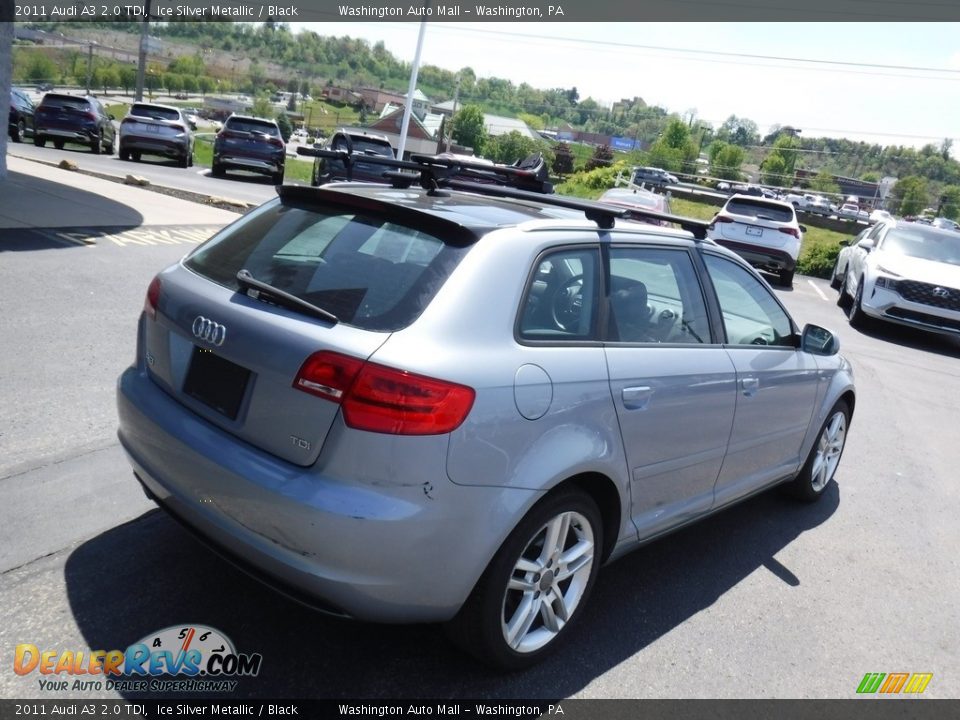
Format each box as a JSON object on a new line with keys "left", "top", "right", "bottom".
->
{"left": 310, "top": 129, "right": 395, "bottom": 186}
{"left": 832, "top": 219, "right": 960, "bottom": 335}
{"left": 931, "top": 217, "right": 960, "bottom": 232}
{"left": 116, "top": 153, "right": 854, "bottom": 670}
{"left": 213, "top": 115, "right": 285, "bottom": 184}
{"left": 838, "top": 203, "right": 868, "bottom": 220}
{"left": 630, "top": 166, "right": 678, "bottom": 188}
{"left": 119, "top": 103, "right": 194, "bottom": 167}
{"left": 706, "top": 194, "right": 806, "bottom": 287}
{"left": 33, "top": 93, "right": 116, "bottom": 154}
{"left": 9, "top": 87, "right": 35, "bottom": 143}
{"left": 598, "top": 186, "right": 672, "bottom": 224}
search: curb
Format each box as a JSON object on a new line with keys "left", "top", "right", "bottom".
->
{"left": 10, "top": 154, "right": 260, "bottom": 215}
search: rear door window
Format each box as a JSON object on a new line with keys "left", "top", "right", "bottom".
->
{"left": 184, "top": 200, "right": 469, "bottom": 331}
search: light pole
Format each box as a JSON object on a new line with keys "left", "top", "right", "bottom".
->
{"left": 397, "top": 1, "right": 430, "bottom": 160}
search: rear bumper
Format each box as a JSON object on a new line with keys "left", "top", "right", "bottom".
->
{"left": 120, "top": 135, "right": 188, "bottom": 157}
{"left": 215, "top": 149, "right": 283, "bottom": 174}
{"left": 709, "top": 238, "right": 797, "bottom": 272}
{"left": 116, "top": 364, "right": 534, "bottom": 623}
{"left": 36, "top": 126, "right": 97, "bottom": 143}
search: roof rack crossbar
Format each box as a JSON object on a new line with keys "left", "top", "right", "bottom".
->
{"left": 294, "top": 148, "right": 709, "bottom": 237}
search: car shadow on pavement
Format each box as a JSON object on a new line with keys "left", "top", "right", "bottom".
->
{"left": 197, "top": 170, "right": 278, "bottom": 186}
{"left": 854, "top": 319, "right": 960, "bottom": 358}
{"left": 0, "top": 171, "right": 144, "bottom": 251}
{"left": 65, "top": 479, "right": 839, "bottom": 699}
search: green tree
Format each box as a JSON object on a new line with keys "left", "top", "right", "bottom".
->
{"left": 25, "top": 53, "right": 57, "bottom": 83}
{"left": 716, "top": 115, "right": 759, "bottom": 147}
{"left": 198, "top": 76, "right": 216, "bottom": 97}
{"left": 760, "top": 154, "right": 788, "bottom": 187}
{"left": 647, "top": 118, "right": 697, "bottom": 173}
{"left": 708, "top": 141, "right": 745, "bottom": 180}
{"left": 119, "top": 66, "right": 137, "bottom": 96}
{"left": 585, "top": 144, "right": 614, "bottom": 171}
{"left": 809, "top": 170, "right": 841, "bottom": 195}
{"left": 94, "top": 66, "right": 120, "bottom": 94}
{"left": 484, "top": 131, "right": 548, "bottom": 165}
{"left": 451, "top": 104, "right": 488, "bottom": 155}
{"left": 939, "top": 185, "right": 960, "bottom": 219}
{"left": 760, "top": 135, "right": 801, "bottom": 187}
{"left": 276, "top": 113, "right": 293, "bottom": 142}
{"left": 251, "top": 95, "right": 274, "bottom": 119}
{"left": 889, "top": 176, "right": 929, "bottom": 216}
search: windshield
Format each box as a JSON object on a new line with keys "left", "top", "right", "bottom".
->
{"left": 881, "top": 227, "right": 960, "bottom": 266}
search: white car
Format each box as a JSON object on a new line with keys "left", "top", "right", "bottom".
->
{"left": 838, "top": 203, "right": 868, "bottom": 220}
{"left": 707, "top": 194, "right": 806, "bottom": 287}
{"left": 869, "top": 209, "right": 895, "bottom": 224}
{"left": 831, "top": 220, "right": 960, "bottom": 335}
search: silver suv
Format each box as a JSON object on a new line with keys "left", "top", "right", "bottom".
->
{"left": 116, "top": 155, "right": 855, "bottom": 670}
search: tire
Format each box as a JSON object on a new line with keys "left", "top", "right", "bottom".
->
{"left": 187, "top": 151, "right": 194, "bottom": 168}
{"left": 132, "top": 151, "right": 142, "bottom": 162}
{"left": 105, "top": 137, "right": 114, "bottom": 155}
{"left": 779, "top": 268, "right": 794, "bottom": 288}
{"left": 178, "top": 152, "right": 190, "bottom": 169}
{"left": 211, "top": 162, "right": 225, "bottom": 178}
{"left": 847, "top": 278, "right": 868, "bottom": 328}
{"left": 53, "top": 140, "right": 64, "bottom": 150}
{"left": 272, "top": 171, "right": 284, "bottom": 185}
{"left": 785, "top": 400, "right": 850, "bottom": 502}
{"left": 444, "top": 488, "right": 603, "bottom": 670}
{"left": 119, "top": 147, "right": 129, "bottom": 161}
{"left": 34, "top": 135, "right": 46, "bottom": 148}
{"left": 92, "top": 133, "right": 102, "bottom": 154}
{"left": 12, "top": 120, "right": 25, "bottom": 143}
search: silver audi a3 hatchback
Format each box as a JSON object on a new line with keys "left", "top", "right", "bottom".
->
{"left": 117, "top": 157, "right": 855, "bottom": 669}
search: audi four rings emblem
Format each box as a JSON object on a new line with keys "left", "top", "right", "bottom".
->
{"left": 192, "top": 316, "right": 227, "bottom": 346}
{"left": 932, "top": 287, "right": 950, "bottom": 299}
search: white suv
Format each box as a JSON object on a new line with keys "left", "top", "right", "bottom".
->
{"left": 707, "top": 194, "right": 806, "bottom": 287}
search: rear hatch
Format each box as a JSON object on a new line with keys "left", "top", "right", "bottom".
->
{"left": 36, "top": 94, "right": 93, "bottom": 130}
{"left": 122, "top": 104, "right": 186, "bottom": 142}
{"left": 325, "top": 136, "right": 394, "bottom": 182}
{"left": 715, "top": 197, "right": 797, "bottom": 248}
{"left": 142, "top": 191, "right": 472, "bottom": 466}
{"left": 218, "top": 118, "right": 283, "bottom": 158}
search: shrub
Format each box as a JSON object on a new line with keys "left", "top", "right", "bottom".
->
{"left": 797, "top": 241, "right": 842, "bottom": 278}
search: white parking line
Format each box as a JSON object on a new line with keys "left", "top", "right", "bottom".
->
{"left": 807, "top": 279, "right": 829, "bottom": 301}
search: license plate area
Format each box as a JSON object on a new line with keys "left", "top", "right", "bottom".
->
{"left": 745, "top": 225, "right": 764, "bottom": 237}
{"left": 183, "top": 346, "right": 251, "bottom": 420}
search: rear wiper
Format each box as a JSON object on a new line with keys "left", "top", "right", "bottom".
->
{"left": 236, "top": 269, "right": 338, "bottom": 325}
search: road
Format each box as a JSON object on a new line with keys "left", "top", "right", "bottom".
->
{"left": 6, "top": 141, "right": 280, "bottom": 207}
{"left": 1, "top": 218, "right": 958, "bottom": 700}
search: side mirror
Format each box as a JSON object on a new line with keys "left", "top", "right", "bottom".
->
{"left": 798, "top": 224, "right": 807, "bottom": 233}
{"left": 801, "top": 324, "right": 840, "bottom": 356}
{"left": 857, "top": 238, "right": 875, "bottom": 251}
{"left": 839, "top": 239, "right": 851, "bottom": 247}
{"left": 108, "top": 113, "right": 116, "bottom": 121}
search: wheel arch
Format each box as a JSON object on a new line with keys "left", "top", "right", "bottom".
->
{"left": 553, "top": 471, "right": 622, "bottom": 564}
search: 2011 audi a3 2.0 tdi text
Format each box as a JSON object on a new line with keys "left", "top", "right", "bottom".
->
{"left": 117, "top": 151, "right": 855, "bottom": 670}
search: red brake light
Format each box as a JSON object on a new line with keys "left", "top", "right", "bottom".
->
{"left": 269, "top": 137, "right": 284, "bottom": 148}
{"left": 293, "top": 351, "right": 475, "bottom": 435}
{"left": 170, "top": 123, "right": 186, "bottom": 133}
{"left": 144, "top": 276, "right": 161, "bottom": 320}
{"left": 779, "top": 227, "right": 800, "bottom": 239}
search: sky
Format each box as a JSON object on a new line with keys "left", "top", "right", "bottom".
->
{"left": 288, "top": 21, "right": 960, "bottom": 150}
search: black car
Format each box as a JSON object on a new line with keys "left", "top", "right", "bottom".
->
{"left": 311, "top": 129, "right": 395, "bottom": 186}
{"left": 9, "top": 88, "right": 35, "bottom": 143}
{"left": 33, "top": 93, "right": 116, "bottom": 154}
{"left": 212, "top": 115, "right": 286, "bottom": 184}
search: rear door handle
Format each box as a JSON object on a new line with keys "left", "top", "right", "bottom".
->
{"left": 622, "top": 386, "right": 653, "bottom": 410}
{"left": 741, "top": 377, "right": 759, "bottom": 397}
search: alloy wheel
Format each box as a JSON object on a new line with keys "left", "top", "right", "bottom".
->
{"left": 810, "top": 411, "right": 847, "bottom": 492}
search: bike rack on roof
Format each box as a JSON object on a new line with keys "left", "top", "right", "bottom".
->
{"left": 294, "top": 147, "right": 710, "bottom": 239}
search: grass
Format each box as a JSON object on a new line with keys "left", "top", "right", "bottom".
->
{"left": 193, "top": 136, "right": 314, "bottom": 184}
{"left": 299, "top": 100, "right": 361, "bottom": 135}
{"left": 105, "top": 102, "right": 130, "bottom": 120}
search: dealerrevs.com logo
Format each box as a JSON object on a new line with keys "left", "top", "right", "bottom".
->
{"left": 856, "top": 672, "right": 933, "bottom": 695}
{"left": 14, "top": 625, "right": 263, "bottom": 693}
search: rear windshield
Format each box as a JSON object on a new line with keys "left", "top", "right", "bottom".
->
{"left": 725, "top": 199, "right": 794, "bottom": 223}
{"left": 130, "top": 104, "right": 180, "bottom": 121}
{"left": 225, "top": 118, "right": 280, "bottom": 136}
{"left": 40, "top": 95, "right": 89, "bottom": 110}
{"left": 331, "top": 136, "right": 394, "bottom": 156}
{"left": 184, "top": 200, "right": 469, "bottom": 331}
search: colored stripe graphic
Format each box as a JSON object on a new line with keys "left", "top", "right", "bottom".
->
{"left": 903, "top": 673, "right": 933, "bottom": 694}
{"left": 857, "top": 673, "right": 886, "bottom": 694}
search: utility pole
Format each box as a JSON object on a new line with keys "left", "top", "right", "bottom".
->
{"left": 443, "top": 74, "right": 461, "bottom": 153}
{"left": 397, "top": 1, "right": 430, "bottom": 161}
{"left": 85, "top": 43, "right": 93, "bottom": 95}
{"left": 134, "top": 0, "right": 152, "bottom": 102}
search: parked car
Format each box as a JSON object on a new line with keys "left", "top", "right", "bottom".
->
{"left": 630, "top": 166, "right": 678, "bottom": 188}
{"left": 869, "top": 209, "right": 895, "bottom": 225}
{"left": 212, "top": 115, "right": 285, "bottom": 184}
{"left": 598, "top": 186, "right": 671, "bottom": 224}
{"left": 931, "top": 217, "right": 960, "bottom": 232}
{"left": 116, "top": 153, "right": 854, "bottom": 670}
{"left": 831, "top": 219, "right": 960, "bottom": 334}
{"left": 310, "top": 129, "right": 395, "bottom": 186}
{"left": 706, "top": 194, "right": 806, "bottom": 287}
{"left": 804, "top": 195, "right": 835, "bottom": 216}
{"left": 119, "top": 103, "right": 194, "bottom": 168}
{"left": 33, "top": 93, "right": 116, "bottom": 154}
{"left": 9, "top": 87, "right": 35, "bottom": 143}
{"left": 838, "top": 203, "right": 868, "bottom": 220}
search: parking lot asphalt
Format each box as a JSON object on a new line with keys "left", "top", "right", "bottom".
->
{"left": 1, "top": 164, "right": 958, "bottom": 700}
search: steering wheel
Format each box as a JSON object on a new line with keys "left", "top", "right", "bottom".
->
{"left": 551, "top": 274, "right": 585, "bottom": 332}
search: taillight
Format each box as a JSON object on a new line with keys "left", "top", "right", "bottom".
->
{"left": 144, "top": 276, "right": 161, "bottom": 320}
{"left": 85, "top": 112, "right": 97, "bottom": 122}
{"left": 269, "top": 137, "right": 284, "bottom": 149}
{"left": 293, "top": 351, "right": 475, "bottom": 435}
{"left": 170, "top": 123, "right": 186, "bottom": 133}
{"left": 779, "top": 227, "right": 801, "bottom": 239}
{"left": 121, "top": 117, "right": 135, "bottom": 125}
{"left": 714, "top": 215, "right": 735, "bottom": 223}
